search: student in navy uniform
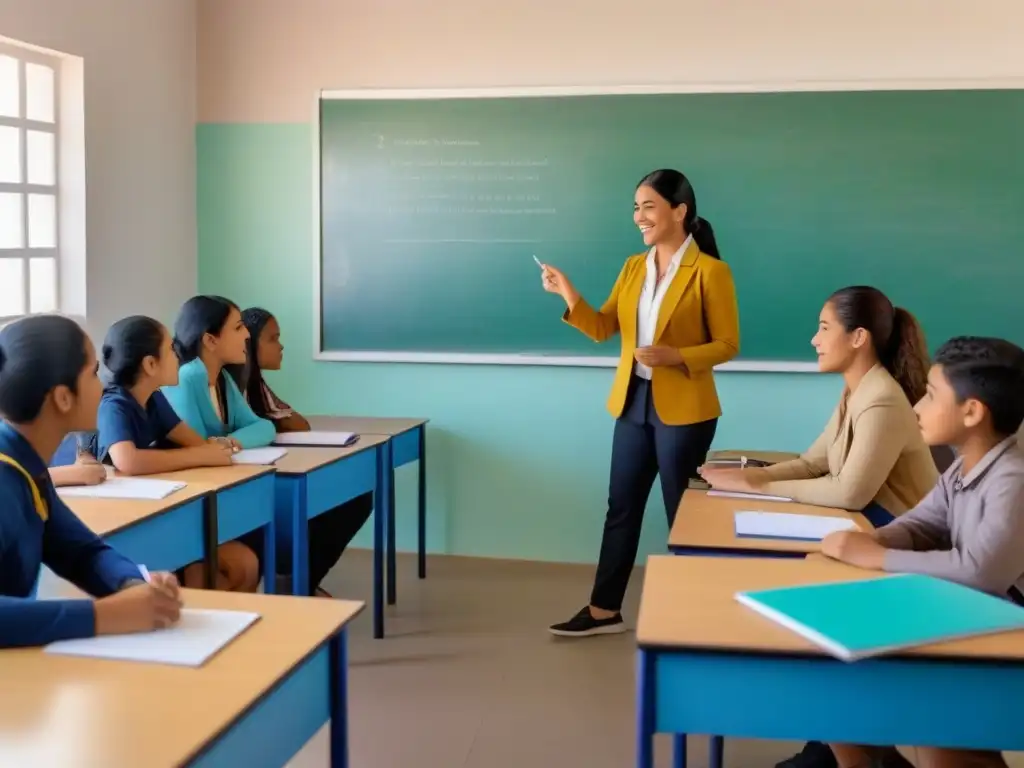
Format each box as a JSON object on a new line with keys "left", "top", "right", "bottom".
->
{"left": 230, "top": 307, "right": 372, "bottom": 597}
{"left": 823, "top": 336, "right": 1024, "bottom": 768}
{"left": 0, "top": 314, "right": 181, "bottom": 648}
{"left": 95, "top": 315, "right": 259, "bottom": 592}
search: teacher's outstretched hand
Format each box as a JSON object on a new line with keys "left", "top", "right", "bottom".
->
{"left": 539, "top": 263, "right": 580, "bottom": 310}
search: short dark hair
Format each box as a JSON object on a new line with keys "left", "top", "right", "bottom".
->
{"left": 172, "top": 295, "right": 239, "bottom": 363}
{"left": 102, "top": 315, "right": 167, "bottom": 387}
{"left": 0, "top": 315, "right": 89, "bottom": 423}
{"left": 934, "top": 336, "right": 1024, "bottom": 437}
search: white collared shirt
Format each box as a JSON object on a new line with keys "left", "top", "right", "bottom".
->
{"left": 634, "top": 236, "right": 692, "bottom": 380}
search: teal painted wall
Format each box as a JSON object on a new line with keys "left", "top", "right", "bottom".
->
{"left": 196, "top": 123, "right": 842, "bottom": 563}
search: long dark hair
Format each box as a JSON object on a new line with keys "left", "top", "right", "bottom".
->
{"left": 102, "top": 315, "right": 166, "bottom": 388}
{"left": 172, "top": 295, "right": 239, "bottom": 364}
{"left": 226, "top": 307, "right": 275, "bottom": 418}
{"left": 0, "top": 315, "right": 89, "bottom": 423}
{"left": 636, "top": 168, "right": 720, "bottom": 259}
{"left": 828, "top": 286, "right": 929, "bottom": 404}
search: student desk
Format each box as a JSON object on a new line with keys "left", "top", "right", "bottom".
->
{"left": 636, "top": 556, "right": 1024, "bottom": 768}
{"left": 63, "top": 483, "right": 213, "bottom": 579}
{"left": 669, "top": 490, "right": 871, "bottom": 558}
{"left": 309, "top": 416, "right": 430, "bottom": 605}
{"left": 272, "top": 439, "right": 388, "bottom": 638}
{"left": 151, "top": 466, "right": 278, "bottom": 593}
{"left": 0, "top": 590, "right": 363, "bottom": 767}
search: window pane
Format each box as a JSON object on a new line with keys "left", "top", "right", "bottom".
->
{"left": 26, "top": 130, "right": 55, "bottom": 185}
{"left": 25, "top": 63, "right": 55, "bottom": 123}
{"left": 29, "top": 257, "right": 56, "bottom": 313}
{"left": 0, "top": 193, "right": 24, "bottom": 248}
{"left": 0, "top": 55, "right": 18, "bottom": 118}
{"left": 28, "top": 194, "right": 56, "bottom": 248}
{"left": 0, "top": 126, "right": 20, "bottom": 183}
{"left": 0, "top": 259, "right": 26, "bottom": 316}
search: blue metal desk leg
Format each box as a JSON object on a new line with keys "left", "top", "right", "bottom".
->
{"left": 672, "top": 734, "right": 688, "bottom": 768}
{"left": 708, "top": 735, "right": 723, "bottom": 768}
{"left": 292, "top": 480, "right": 309, "bottom": 597}
{"left": 385, "top": 440, "right": 397, "bottom": 606}
{"left": 202, "top": 493, "right": 218, "bottom": 590}
{"left": 329, "top": 628, "right": 350, "bottom": 768}
{"left": 373, "top": 446, "right": 385, "bottom": 639}
{"left": 262, "top": 517, "right": 276, "bottom": 595}
{"left": 417, "top": 426, "right": 427, "bottom": 579}
{"left": 637, "top": 649, "right": 656, "bottom": 768}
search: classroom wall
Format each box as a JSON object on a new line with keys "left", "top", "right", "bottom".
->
{"left": 0, "top": 0, "right": 197, "bottom": 340}
{"left": 196, "top": 0, "right": 1024, "bottom": 564}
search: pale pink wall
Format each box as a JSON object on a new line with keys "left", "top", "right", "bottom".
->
{"left": 198, "top": 0, "right": 1024, "bottom": 123}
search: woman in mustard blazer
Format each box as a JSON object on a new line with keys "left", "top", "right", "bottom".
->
{"left": 541, "top": 169, "right": 740, "bottom": 637}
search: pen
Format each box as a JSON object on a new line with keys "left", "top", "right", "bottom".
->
{"left": 741, "top": 456, "right": 747, "bottom": 470}
{"left": 138, "top": 564, "right": 152, "bottom": 583}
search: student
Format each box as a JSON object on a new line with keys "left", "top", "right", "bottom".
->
{"left": 700, "top": 286, "right": 939, "bottom": 522}
{"left": 230, "top": 307, "right": 372, "bottom": 597}
{"left": 0, "top": 315, "right": 181, "bottom": 648}
{"left": 821, "top": 336, "right": 1024, "bottom": 768}
{"left": 96, "top": 315, "right": 258, "bottom": 592}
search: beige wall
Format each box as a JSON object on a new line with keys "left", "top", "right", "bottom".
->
{"left": 0, "top": 0, "right": 197, "bottom": 339}
{"left": 198, "top": 0, "right": 1024, "bottom": 123}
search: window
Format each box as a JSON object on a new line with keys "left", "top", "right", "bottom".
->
{"left": 0, "top": 43, "right": 59, "bottom": 320}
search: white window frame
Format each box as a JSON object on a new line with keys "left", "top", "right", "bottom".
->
{"left": 0, "top": 41, "right": 60, "bottom": 322}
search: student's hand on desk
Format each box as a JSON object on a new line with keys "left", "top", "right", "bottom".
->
{"left": 195, "top": 441, "right": 235, "bottom": 467}
{"left": 209, "top": 436, "right": 242, "bottom": 453}
{"left": 698, "top": 466, "right": 768, "bottom": 493}
{"left": 634, "top": 346, "right": 682, "bottom": 367}
{"left": 56, "top": 460, "right": 107, "bottom": 487}
{"left": 95, "top": 578, "right": 182, "bottom": 635}
{"left": 820, "top": 531, "right": 886, "bottom": 570}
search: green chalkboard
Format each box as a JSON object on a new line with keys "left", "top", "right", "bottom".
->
{"left": 318, "top": 89, "right": 1024, "bottom": 365}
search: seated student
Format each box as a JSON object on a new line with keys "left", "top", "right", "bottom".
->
{"left": 230, "top": 307, "right": 373, "bottom": 597}
{"left": 96, "top": 315, "right": 258, "bottom": 592}
{"left": 0, "top": 315, "right": 181, "bottom": 648}
{"left": 821, "top": 336, "right": 1024, "bottom": 768}
{"left": 161, "top": 296, "right": 277, "bottom": 577}
{"left": 701, "top": 286, "right": 939, "bottom": 523}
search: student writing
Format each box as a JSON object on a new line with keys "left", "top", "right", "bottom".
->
{"left": 822, "top": 336, "right": 1024, "bottom": 768}
{"left": 95, "top": 315, "right": 258, "bottom": 592}
{"left": 0, "top": 315, "right": 181, "bottom": 648}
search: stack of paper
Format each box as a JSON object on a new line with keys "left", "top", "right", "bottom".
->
{"left": 734, "top": 511, "right": 857, "bottom": 541}
{"left": 273, "top": 431, "right": 359, "bottom": 447}
{"left": 231, "top": 447, "right": 288, "bottom": 465}
{"left": 736, "top": 574, "right": 1024, "bottom": 661}
{"left": 44, "top": 609, "right": 261, "bottom": 667}
{"left": 58, "top": 477, "right": 186, "bottom": 501}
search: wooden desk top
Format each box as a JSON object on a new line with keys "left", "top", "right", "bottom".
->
{"left": 308, "top": 415, "right": 428, "bottom": 437}
{"left": 707, "top": 449, "right": 800, "bottom": 464}
{"left": 0, "top": 590, "right": 364, "bottom": 767}
{"left": 63, "top": 483, "right": 211, "bottom": 538}
{"left": 670, "top": 490, "right": 870, "bottom": 554}
{"left": 146, "top": 464, "right": 275, "bottom": 491}
{"left": 637, "top": 555, "right": 1024, "bottom": 661}
{"left": 273, "top": 436, "right": 388, "bottom": 475}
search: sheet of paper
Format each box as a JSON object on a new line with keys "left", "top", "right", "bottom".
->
{"left": 231, "top": 447, "right": 288, "bottom": 465}
{"left": 273, "top": 430, "right": 359, "bottom": 447}
{"left": 707, "top": 489, "right": 793, "bottom": 503}
{"left": 735, "top": 511, "right": 857, "bottom": 541}
{"left": 44, "top": 609, "right": 260, "bottom": 667}
{"left": 57, "top": 477, "right": 186, "bottom": 501}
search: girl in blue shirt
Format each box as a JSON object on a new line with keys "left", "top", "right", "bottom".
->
{"left": 231, "top": 307, "right": 373, "bottom": 597}
{"left": 96, "top": 315, "right": 258, "bottom": 592}
{"left": 0, "top": 314, "right": 181, "bottom": 648}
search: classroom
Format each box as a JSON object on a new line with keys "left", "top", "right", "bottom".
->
{"left": 2, "top": 0, "right": 1024, "bottom": 766}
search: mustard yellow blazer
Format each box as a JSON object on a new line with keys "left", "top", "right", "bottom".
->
{"left": 564, "top": 240, "right": 740, "bottom": 426}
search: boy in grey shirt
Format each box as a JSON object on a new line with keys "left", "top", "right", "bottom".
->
{"left": 822, "top": 336, "right": 1024, "bottom": 768}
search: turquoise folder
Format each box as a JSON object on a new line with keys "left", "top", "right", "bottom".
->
{"left": 736, "top": 574, "right": 1024, "bottom": 661}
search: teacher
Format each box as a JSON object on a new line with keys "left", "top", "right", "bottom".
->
{"left": 541, "top": 169, "right": 740, "bottom": 638}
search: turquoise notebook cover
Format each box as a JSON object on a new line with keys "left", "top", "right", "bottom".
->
{"left": 736, "top": 574, "right": 1024, "bottom": 661}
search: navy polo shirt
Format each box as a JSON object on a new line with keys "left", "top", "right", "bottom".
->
{"left": 96, "top": 386, "right": 182, "bottom": 462}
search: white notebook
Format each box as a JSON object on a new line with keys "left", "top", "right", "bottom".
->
{"left": 57, "top": 477, "right": 186, "bottom": 501}
{"left": 735, "top": 510, "right": 857, "bottom": 541}
{"left": 231, "top": 447, "right": 288, "bottom": 465}
{"left": 273, "top": 430, "right": 359, "bottom": 447}
{"left": 707, "top": 489, "right": 794, "bottom": 503}
{"left": 44, "top": 608, "right": 260, "bottom": 667}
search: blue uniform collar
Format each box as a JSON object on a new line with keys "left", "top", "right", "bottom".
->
{"left": 0, "top": 421, "right": 49, "bottom": 477}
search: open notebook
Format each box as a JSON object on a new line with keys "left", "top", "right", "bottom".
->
{"left": 57, "top": 477, "right": 186, "bottom": 501}
{"left": 736, "top": 574, "right": 1024, "bottom": 661}
{"left": 734, "top": 511, "right": 857, "bottom": 541}
{"left": 44, "top": 609, "right": 260, "bottom": 667}
{"left": 231, "top": 447, "right": 288, "bottom": 465}
{"left": 273, "top": 431, "right": 359, "bottom": 448}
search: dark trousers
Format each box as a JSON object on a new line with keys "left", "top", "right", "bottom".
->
{"left": 590, "top": 376, "right": 718, "bottom": 612}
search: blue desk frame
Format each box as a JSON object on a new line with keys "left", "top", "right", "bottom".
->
{"left": 214, "top": 471, "right": 277, "bottom": 594}
{"left": 636, "top": 645, "right": 1024, "bottom": 768}
{"left": 382, "top": 425, "right": 428, "bottom": 607}
{"left": 102, "top": 495, "right": 209, "bottom": 575}
{"left": 188, "top": 628, "right": 352, "bottom": 767}
{"left": 274, "top": 445, "right": 384, "bottom": 637}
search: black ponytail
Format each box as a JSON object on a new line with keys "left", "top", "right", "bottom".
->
{"left": 637, "top": 169, "right": 721, "bottom": 259}
{"left": 172, "top": 295, "right": 239, "bottom": 364}
{"left": 102, "top": 315, "right": 167, "bottom": 388}
{"left": 0, "top": 315, "right": 89, "bottom": 423}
